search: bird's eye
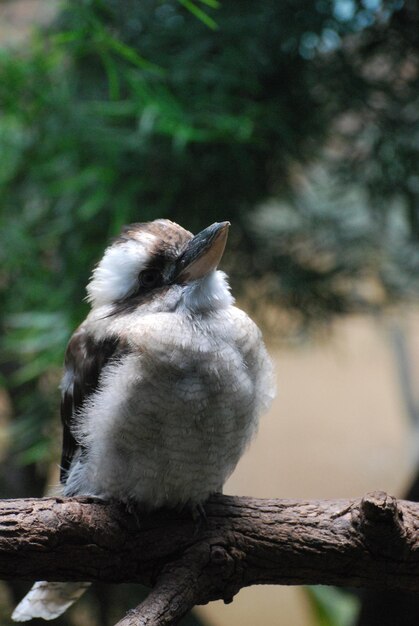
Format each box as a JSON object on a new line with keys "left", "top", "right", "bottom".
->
{"left": 138, "top": 268, "right": 162, "bottom": 289}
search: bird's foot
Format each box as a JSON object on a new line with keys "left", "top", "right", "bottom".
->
{"left": 190, "top": 502, "right": 208, "bottom": 535}
{"left": 124, "top": 498, "right": 146, "bottom": 528}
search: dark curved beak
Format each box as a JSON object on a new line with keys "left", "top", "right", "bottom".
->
{"left": 175, "top": 221, "right": 230, "bottom": 283}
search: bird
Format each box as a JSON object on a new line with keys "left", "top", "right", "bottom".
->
{"left": 12, "top": 219, "right": 276, "bottom": 621}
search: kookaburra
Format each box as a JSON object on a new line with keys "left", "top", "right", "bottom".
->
{"left": 12, "top": 219, "right": 275, "bottom": 622}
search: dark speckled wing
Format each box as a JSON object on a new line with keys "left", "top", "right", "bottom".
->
{"left": 60, "top": 327, "right": 123, "bottom": 483}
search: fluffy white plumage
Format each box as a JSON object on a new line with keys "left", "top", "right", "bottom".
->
{"left": 12, "top": 582, "right": 91, "bottom": 622}
{"left": 67, "top": 301, "right": 273, "bottom": 506}
{"left": 86, "top": 232, "right": 157, "bottom": 306}
{"left": 12, "top": 219, "right": 275, "bottom": 622}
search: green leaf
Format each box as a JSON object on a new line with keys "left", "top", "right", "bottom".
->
{"left": 305, "top": 586, "right": 360, "bottom": 626}
{"left": 177, "top": 0, "right": 219, "bottom": 30}
{"left": 197, "top": 0, "right": 220, "bottom": 8}
{"left": 50, "top": 30, "right": 85, "bottom": 45}
{"left": 99, "top": 50, "right": 121, "bottom": 100}
{"left": 96, "top": 32, "right": 165, "bottom": 75}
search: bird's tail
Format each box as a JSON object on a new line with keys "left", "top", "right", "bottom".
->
{"left": 12, "top": 581, "right": 91, "bottom": 622}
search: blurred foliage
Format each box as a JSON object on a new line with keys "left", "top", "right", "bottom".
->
{"left": 0, "top": 0, "right": 419, "bottom": 622}
{"left": 306, "top": 585, "right": 360, "bottom": 626}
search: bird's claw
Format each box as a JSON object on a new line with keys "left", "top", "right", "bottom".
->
{"left": 191, "top": 502, "right": 208, "bottom": 535}
{"left": 124, "top": 499, "right": 144, "bottom": 528}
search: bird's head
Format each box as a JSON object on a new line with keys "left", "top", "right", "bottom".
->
{"left": 86, "top": 219, "right": 233, "bottom": 314}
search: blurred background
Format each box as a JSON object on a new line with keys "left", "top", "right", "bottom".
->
{"left": 1, "top": 0, "right": 419, "bottom": 624}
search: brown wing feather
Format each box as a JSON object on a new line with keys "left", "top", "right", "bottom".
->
{"left": 60, "top": 327, "right": 122, "bottom": 483}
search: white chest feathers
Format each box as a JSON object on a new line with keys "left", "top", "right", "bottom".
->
{"left": 64, "top": 307, "right": 275, "bottom": 508}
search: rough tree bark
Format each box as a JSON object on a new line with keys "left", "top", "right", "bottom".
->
{"left": 2, "top": 491, "right": 419, "bottom": 625}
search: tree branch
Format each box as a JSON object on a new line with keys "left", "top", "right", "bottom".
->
{"left": 3, "top": 492, "right": 419, "bottom": 625}
{"left": 113, "top": 544, "right": 211, "bottom": 626}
